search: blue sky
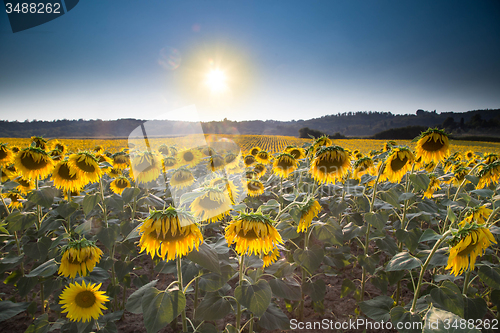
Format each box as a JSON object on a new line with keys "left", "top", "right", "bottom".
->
{"left": 1, "top": 0, "right": 499, "bottom": 122}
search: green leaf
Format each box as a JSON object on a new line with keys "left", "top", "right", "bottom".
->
{"left": 97, "top": 224, "right": 121, "bottom": 250}
{"left": 312, "top": 220, "right": 343, "bottom": 245}
{"left": 385, "top": 252, "right": 422, "bottom": 271}
{"left": 114, "top": 261, "right": 134, "bottom": 282}
{"left": 223, "top": 324, "right": 238, "bottom": 333}
{"left": 358, "top": 295, "right": 394, "bottom": 321}
{"left": 27, "top": 188, "right": 57, "bottom": 208}
{"left": 423, "top": 305, "right": 480, "bottom": 333}
{"left": 470, "top": 189, "right": 494, "bottom": 198}
{"left": 447, "top": 206, "right": 457, "bottom": 224}
{"left": 464, "top": 297, "right": 487, "bottom": 321}
{"left": 390, "top": 306, "right": 422, "bottom": 333}
{"left": 199, "top": 265, "right": 234, "bottom": 292}
{"left": 234, "top": 279, "right": 272, "bottom": 318}
{"left": 365, "top": 212, "right": 386, "bottom": 230}
{"left": 198, "top": 323, "right": 217, "bottom": 333}
{"left": 26, "top": 259, "right": 57, "bottom": 278}
{"left": 105, "top": 194, "right": 124, "bottom": 211}
{"left": 0, "top": 301, "right": 30, "bottom": 322}
{"left": 142, "top": 288, "right": 186, "bottom": 333}
{"left": 83, "top": 193, "right": 101, "bottom": 215}
{"left": 409, "top": 173, "right": 430, "bottom": 192}
{"left": 17, "top": 276, "right": 38, "bottom": 298}
{"left": 269, "top": 278, "right": 301, "bottom": 301}
{"left": 429, "top": 280, "right": 464, "bottom": 317}
{"left": 25, "top": 313, "right": 49, "bottom": 333}
{"left": 478, "top": 266, "right": 500, "bottom": 289}
{"left": 56, "top": 202, "right": 79, "bottom": 219}
{"left": 6, "top": 212, "right": 36, "bottom": 232}
{"left": 23, "top": 237, "right": 52, "bottom": 261}
{"left": 258, "top": 303, "right": 291, "bottom": 330}
{"left": 419, "top": 229, "right": 441, "bottom": 243}
{"left": 125, "top": 280, "right": 158, "bottom": 314}
{"left": 195, "top": 292, "right": 233, "bottom": 321}
{"left": 341, "top": 278, "right": 356, "bottom": 298}
{"left": 293, "top": 244, "right": 324, "bottom": 274}
{"left": 376, "top": 236, "right": 399, "bottom": 256}
{"left": 358, "top": 253, "right": 378, "bottom": 274}
{"left": 121, "top": 187, "right": 141, "bottom": 204}
{"left": 303, "top": 279, "right": 326, "bottom": 302}
{"left": 399, "top": 192, "right": 415, "bottom": 202}
{"left": 186, "top": 242, "right": 221, "bottom": 274}
{"left": 74, "top": 220, "right": 92, "bottom": 235}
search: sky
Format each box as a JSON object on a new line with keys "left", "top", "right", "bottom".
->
{"left": 1, "top": 0, "right": 500, "bottom": 122}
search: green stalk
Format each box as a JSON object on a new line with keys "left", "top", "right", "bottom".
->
{"left": 0, "top": 194, "right": 25, "bottom": 276}
{"left": 248, "top": 313, "right": 254, "bottom": 333}
{"left": 462, "top": 270, "right": 472, "bottom": 295}
{"left": 193, "top": 276, "right": 199, "bottom": 321}
{"left": 176, "top": 257, "right": 188, "bottom": 332}
{"left": 410, "top": 230, "right": 451, "bottom": 313}
{"left": 298, "top": 229, "right": 310, "bottom": 321}
{"left": 35, "top": 179, "right": 41, "bottom": 230}
{"left": 99, "top": 178, "right": 108, "bottom": 228}
{"left": 236, "top": 255, "right": 244, "bottom": 331}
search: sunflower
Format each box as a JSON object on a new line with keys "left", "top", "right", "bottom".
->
{"left": 49, "top": 149, "right": 64, "bottom": 162}
{"left": 286, "top": 146, "right": 306, "bottom": 160}
{"left": 163, "top": 156, "right": 178, "bottom": 171}
{"left": 208, "top": 154, "right": 225, "bottom": 172}
{"left": 177, "top": 149, "right": 201, "bottom": 168}
{"left": 52, "top": 160, "right": 84, "bottom": 193}
{"left": 131, "top": 152, "right": 162, "bottom": 184}
{"left": 224, "top": 153, "right": 241, "bottom": 168}
{"left": 58, "top": 238, "right": 103, "bottom": 279}
{"left": 246, "top": 179, "right": 264, "bottom": 197}
{"left": 226, "top": 162, "right": 244, "bottom": 175}
{"left": 308, "top": 136, "right": 332, "bottom": 157}
{"left": 201, "top": 146, "right": 216, "bottom": 157}
{"left": 0, "top": 143, "right": 14, "bottom": 168}
{"left": 92, "top": 145, "right": 103, "bottom": 154}
{"left": 383, "top": 141, "right": 397, "bottom": 152}
{"left": 14, "top": 147, "right": 54, "bottom": 180}
{"left": 415, "top": 128, "right": 450, "bottom": 165}
{"left": 15, "top": 177, "right": 34, "bottom": 194}
{"left": 255, "top": 150, "right": 271, "bottom": 164}
{"left": 446, "top": 223, "right": 497, "bottom": 276}
{"left": 461, "top": 205, "right": 493, "bottom": 226}
{"left": 110, "top": 177, "right": 131, "bottom": 195}
{"left": 138, "top": 207, "right": 203, "bottom": 261}
{"left": 249, "top": 146, "right": 261, "bottom": 156}
{"left": 1, "top": 171, "right": 8, "bottom": 183}
{"left": 309, "top": 146, "right": 350, "bottom": 184}
{"left": 448, "top": 163, "right": 468, "bottom": 187}
{"left": 107, "top": 167, "right": 122, "bottom": 178}
{"left": 50, "top": 140, "right": 67, "bottom": 155}
{"left": 10, "top": 146, "right": 20, "bottom": 154}
{"left": 170, "top": 168, "right": 195, "bottom": 189}
{"left": 225, "top": 212, "right": 283, "bottom": 256}
{"left": 209, "top": 177, "right": 240, "bottom": 203}
{"left": 262, "top": 248, "right": 281, "bottom": 267}
{"left": 3, "top": 164, "right": 18, "bottom": 180}
{"left": 382, "top": 147, "right": 415, "bottom": 183}
{"left": 2, "top": 192, "right": 24, "bottom": 210}
{"left": 465, "top": 150, "right": 476, "bottom": 161}
{"left": 423, "top": 175, "right": 441, "bottom": 199}
{"left": 169, "top": 146, "right": 178, "bottom": 156}
{"left": 483, "top": 153, "right": 499, "bottom": 165}
{"left": 31, "top": 136, "right": 48, "bottom": 151}
{"left": 297, "top": 198, "right": 322, "bottom": 233}
{"left": 111, "top": 151, "right": 130, "bottom": 170}
{"left": 352, "top": 157, "right": 376, "bottom": 181}
{"left": 253, "top": 163, "right": 267, "bottom": 178}
{"left": 477, "top": 161, "right": 500, "bottom": 189}
{"left": 158, "top": 144, "right": 170, "bottom": 156}
{"left": 443, "top": 152, "right": 462, "bottom": 173}
{"left": 273, "top": 153, "right": 298, "bottom": 178}
{"left": 64, "top": 189, "right": 80, "bottom": 201}
{"left": 190, "top": 188, "right": 232, "bottom": 223}
{"left": 59, "top": 280, "right": 109, "bottom": 322}
{"left": 243, "top": 155, "right": 256, "bottom": 167}
{"left": 68, "top": 152, "right": 102, "bottom": 184}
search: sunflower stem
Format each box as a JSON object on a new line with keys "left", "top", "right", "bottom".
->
{"left": 248, "top": 313, "right": 254, "bottom": 333}
{"left": 236, "top": 255, "right": 244, "bottom": 331}
{"left": 463, "top": 269, "right": 472, "bottom": 296}
{"left": 0, "top": 194, "right": 25, "bottom": 276}
{"left": 298, "top": 229, "right": 310, "bottom": 321}
{"left": 99, "top": 178, "right": 108, "bottom": 228}
{"left": 40, "top": 282, "right": 45, "bottom": 314}
{"left": 410, "top": 230, "right": 451, "bottom": 313}
{"left": 176, "top": 257, "right": 187, "bottom": 332}
{"left": 35, "top": 179, "right": 41, "bottom": 230}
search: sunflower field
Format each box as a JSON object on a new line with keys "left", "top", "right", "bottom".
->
{"left": 1, "top": 130, "right": 500, "bottom": 333}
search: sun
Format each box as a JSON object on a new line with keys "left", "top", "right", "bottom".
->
{"left": 206, "top": 69, "right": 227, "bottom": 93}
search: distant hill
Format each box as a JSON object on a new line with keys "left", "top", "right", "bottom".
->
{"left": 1, "top": 109, "right": 499, "bottom": 138}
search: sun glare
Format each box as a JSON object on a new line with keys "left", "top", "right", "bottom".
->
{"left": 206, "top": 69, "right": 227, "bottom": 93}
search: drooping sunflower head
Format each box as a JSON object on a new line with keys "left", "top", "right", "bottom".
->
{"left": 245, "top": 170, "right": 258, "bottom": 180}
{"left": 15, "top": 177, "right": 34, "bottom": 194}
{"left": 111, "top": 151, "right": 130, "bottom": 170}
{"left": 383, "top": 141, "right": 397, "bottom": 152}
{"left": 382, "top": 147, "right": 415, "bottom": 183}
{"left": 225, "top": 212, "right": 283, "bottom": 256}
{"left": 262, "top": 248, "right": 281, "bottom": 267}
{"left": 68, "top": 152, "right": 102, "bottom": 184}
{"left": 250, "top": 146, "right": 261, "bottom": 156}
{"left": 224, "top": 153, "right": 241, "bottom": 168}
{"left": 246, "top": 179, "right": 264, "bottom": 197}
{"left": 190, "top": 187, "right": 232, "bottom": 223}
{"left": 461, "top": 205, "right": 493, "bottom": 226}
{"left": 208, "top": 154, "right": 226, "bottom": 172}
{"left": 352, "top": 157, "right": 376, "bottom": 181}
{"left": 309, "top": 146, "right": 351, "bottom": 184}
{"left": 415, "top": 128, "right": 450, "bottom": 164}
{"left": 297, "top": 198, "right": 322, "bottom": 233}
{"left": 423, "top": 174, "right": 441, "bottom": 199}
{"left": 163, "top": 156, "right": 178, "bottom": 171}
{"left": 92, "top": 145, "right": 103, "bottom": 154}
{"left": 483, "top": 153, "right": 499, "bottom": 165}
{"left": 477, "top": 160, "right": 500, "bottom": 189}
{"left": 243, "top": 154, "right": 256, "bottom": 167}
{"left": 273, "top": 153, "right": 298, "bottom": 178}
{"left": 201, "top": 146, "right": 216, "bottom": 157}
{"left": 255, "top": 150, "right": 271, "bottom": 164}
{"left": 448, "top": 163, "right": 468, "bottom": 187}
{"left": 158, "top": 144, "right": 170, "bottom": 156}
{"left": 170, "top": 168, "right": 195, "bottom": 189}
{"left": 177, "top": 149, "right": 201, "bottom": 168}
{"left": 110, "top": 176, "right": 131, "bottom": 195}
{"left": 131, "top": 151, "right": 162, "bottom": 185}
{"left": 10, "top": 146, "right": 20, "bottom": 154}
{"left": 50, "top": 140, "right": 67, "bottom": 155}
{"left": 59, "top": 280, "right": 109, "bottom": 322}
{"left": 14, "top": 147, "right": 55, "bottom": 180}
{"left": 253, "top": 163, "right": 267, "bottom": 178}
{"left": 58, "top": 238, "right": 103, "bottom": 279}
{"left": 446, "top": 223, "right": 497, "bottom": 276}
{"left": 107, "top": 167, "right": 122, "bottom": 178}
{"left": 51, "top": 160, "right": 83, "bottom": 193}
{"left": 169, "top": 146, "right": 178, "bottom": 157}
{"left": 31, "top": 136, "right": 48, "bottom": 151}
{"left": 286, "top": 146, "right": 306, "bottom": 160}
{"left": 0, "top": 143, "right": 14, "bottom": 168}
{"left": 2, "top": 191, "right": 24, "bottom": 210}
{"left": 138, "top": 206, "right": 203, "bottom": 261}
